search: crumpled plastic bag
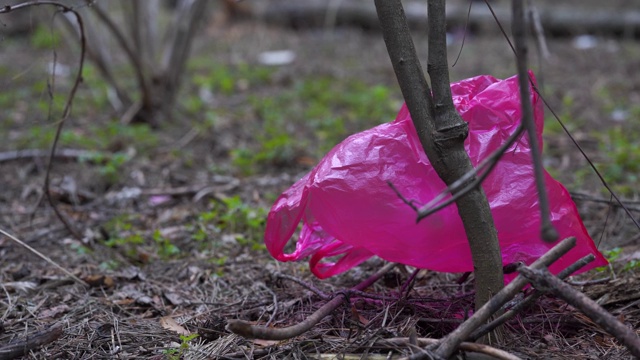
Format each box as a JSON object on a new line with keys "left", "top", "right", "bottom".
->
{"left": 265, "top": 73, "right": 608, "bottom": 279}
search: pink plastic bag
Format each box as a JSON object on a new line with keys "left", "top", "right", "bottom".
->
{"left": 265, "top": 73, "right": 607, "bottom": 279}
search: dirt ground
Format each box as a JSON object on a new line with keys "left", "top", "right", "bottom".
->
{"left": 1, "top": 3, "right": 640, "bottom": 359}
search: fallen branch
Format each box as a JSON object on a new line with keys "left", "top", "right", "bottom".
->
{"left": 469, "top": 253, "right": 595, "bottom": 341}
{"left": 0, "top": 228, "right": 87, "bottom": 287}
{"left": 274, "top": 272, "right": 331, "bottom": 300}
{"left": 0, "top": 323, "right": 63, "bottom": 360}
{"left": 518, "top": 265, "right": 640, "bottom": 358}
{"left": 226, "top": 262, "right": 397, "bottom": 340}
{"left": 0, "top": 149, "right": 109, "bottom": 164}
{"left": 417, "top": 237, "right": 577, "bottom": 360}
{"left": 570, "top": 192, "right": 640, "bottom": 211}
{"left": 379, "top": 337, "right": 522, "bottom": 360}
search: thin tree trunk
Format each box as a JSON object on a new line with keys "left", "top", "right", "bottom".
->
{"left": 375, "top": 0, "right": 504, "bottom": 342}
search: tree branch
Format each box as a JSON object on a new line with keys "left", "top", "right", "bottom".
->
{"left": 226, "top": 263, "right": 397, "bottom": 340}
{"left": 375, "top": 0, "right": 504, "bottom": 321}
{"left": 161, "top": 0, "right": 209, "bottom": 102}
{"left": 429, "top": 0, "right": 505, "bottom": 321}
{"left": 0, "top": 323, "right": 63, "bottom": 360}
{"left": 88, "top": 1, "right": 152, "bottom": 109}
{"left": 428, "top": 0, "right": 464, "bottom": 135}
{"left": 468, "top": 253, "right": 595, "bottom": 341}
{"left": 423, "top": 237, "right": 577, "bottom": 360}
{"left": 518, "top": 265, "right": 640, "bottom": 358}
{"left": 413, "top": 124, "right": 526, "bottom": 220}
{"left": 373, "top": 0, "right": 435, "bottom": 146}
{"left": 1, "top": 1, "right": 89, "bottom": 240}
{"left": 485, "top": 0, "right": 640, "bottom": 233}
{"left": 59, "top": 11, "right": 131, "bottom": 109}
{"left": 512, "top": 0, "right": 558, "bottom": 242}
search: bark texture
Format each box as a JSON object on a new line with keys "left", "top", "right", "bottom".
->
{"left": 374, "top": 0, "right": 504, "bottom": 323}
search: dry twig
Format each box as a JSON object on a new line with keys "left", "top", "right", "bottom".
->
{"left": 0, "top": 323, "right": 63, "bottom": 360}
{"left": 0, "top": 149, "right": 109, "bottom": 164}
{"left": 0, "top": 228, "right": 87, "bottom": 286}
{"left": 418, "top": 237, "right": 577, "bottom": 360}
{"left": 469, "top": 254, "right": 596, "bottom": 341}
{"left": 482, "top": 0, "right": 640, "bottom": 233}
{"left": 379, "top": 337, "right": 522, "bottom": 360}
{"left": 274, "top": 272, "right": 331, "bottom": 300}
{"left": 512, "top": 0, "right": 558, "bottom": 242}
{"left": 389, "top": 122, "right": 526, "bottom": 220}
{"left": 519, "top": 265, "right": 640, "bottom": 358}
{"left": 226, "top": 262, "right": 397, "bottom": 340}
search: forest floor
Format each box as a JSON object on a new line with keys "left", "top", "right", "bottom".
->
{"left": 1, "top": 4, "right": 640, "bottom": 359}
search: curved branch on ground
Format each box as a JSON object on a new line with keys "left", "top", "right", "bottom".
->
{"left": 226, "top": 263, "right": 397, "bottom": 340}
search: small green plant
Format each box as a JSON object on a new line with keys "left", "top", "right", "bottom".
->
{"left": 101, "top": 215, "right": 185, "bottom": 261}
{"left": 30, "top": 24, "right": 60, "bottom": 49}
{"left": 192, "top": 196, "right": 267, "bottom": 250}
{"left": 218, "top": 196, "right": 265, "bottom": 235}
{"left": 16, "top": 120, "right": 157, "bottom": 185}
{"left": 153, "top": 230, "right": 180, "bottom": 259}
{"left": 163, "top": 333, "right": 200, "bottom": 360}
{"left": 595, "top": 126, "right": 640, "bottom": 196}
{"left": 603, "top": 247, "right": 622, "bottom": 263}
{"left": 104, "top": 233, "right": 144, "bottom": 259}
{"left": 544, "top": 93, "right": 575, "bottom": 136}
{"left": 99, "top": 260, "right": 121, "bottom": 271}
{"left": 597, "top": 247, "right": 640, "bottom": 273}
{"left": 19, "top": 120, "right": 157, "bottom": 150}
{"left": 70, "top": 242, "right": 92, "bottom": 255}
{"left": 95, "top": 152, "right": 132, "bottom": 185}
{"left": 189, "top": 61, "right": 274, "bottom": 98}
{"left": 231, "top": 77, "right": 397, "bottom": 175}
{"left": 622, "top": 259, "right": 640, "bottom": 272}
{"left": 210, "top": 256, "right": 228, "bottom": 276}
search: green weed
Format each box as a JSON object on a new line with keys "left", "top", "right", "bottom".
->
{"left": 153, "top": 230, "right": 180, "bottom": 259}
{"left": 190, "top": 61, "right": 274, "bottom": 97}
{"left": 15, "top": 121, "right": 157, "bottom": 184}
{"left": 30, "top": 24, "right": 60, "bottom": 49}
{"left": 70, "top": 242, "right": 92, "bottom": 255}
{"left": 101, "top": 215, "right": 182, "bottom": 261}
{"left": 544, "top": 93, "right": 574, "bottom": 136}
{"left": 192, "top": 196, "right": 267, "bottom": 251}
{"left": 18, "top": 120, "right": 157, "bottom": 150}
{"left": 595, "top": 126, "right": 640, "bottom": 196}
{"left": 163, "top": 333, "right": 200, "bottom": 360}
{"left": 597, "top": 247, "right": 640, "bottom": 273}
{"left": 99, "top": 260, "right": 121, "bottom": 271}
{"left": 232, "top": 77, "right": 397, "bottom": 175}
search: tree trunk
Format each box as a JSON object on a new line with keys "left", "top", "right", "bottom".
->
{"left": 375, "top": 0, "right": 504, "bottom": 343}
